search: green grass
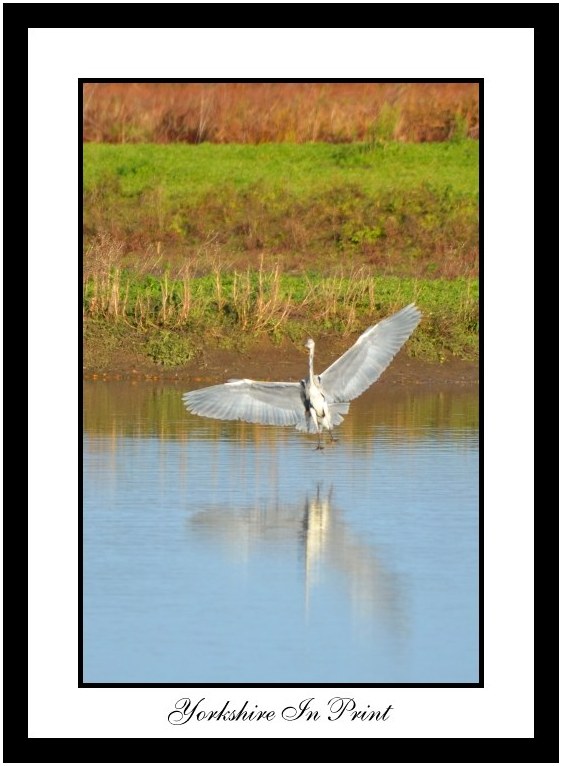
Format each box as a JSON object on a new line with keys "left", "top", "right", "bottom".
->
{"left": 84, "top": 141, "right": 478, "bottom": 198}
{"left": 83, "top": 141, "right": 479, "bottom": 369}
{"left": 84, "top": 141, "right": 478, "bottom": 278}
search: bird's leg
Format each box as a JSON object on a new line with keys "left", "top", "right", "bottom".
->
{"left": 328, "top": 429, "right": 338, "bottom": 444}
{"left": 315, "top": 429, "right": 324, "bottom": 450}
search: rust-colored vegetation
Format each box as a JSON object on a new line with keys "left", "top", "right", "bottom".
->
{"left": 83, "top": 82, "right": 479, "bottom": 144}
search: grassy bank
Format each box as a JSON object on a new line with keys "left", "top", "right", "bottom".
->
{"left": 83, "top": 261, "right": 478, "bottom": 370}
{"left": 84, "top": 141, "right": 478, "bottom": 278}
{"left": 83, "top": 140, "right": 479, "bottom": 372}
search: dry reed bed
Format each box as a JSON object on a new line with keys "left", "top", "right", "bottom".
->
{"left": 84, "top": 82, "right": 479, "bottom": 144}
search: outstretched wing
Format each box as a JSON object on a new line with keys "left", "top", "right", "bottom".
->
{"left": 183, "top": 379, "right": 304, "bottom": 426}
{"left": 319, "top": 303, "right": 422, "bottom": 402}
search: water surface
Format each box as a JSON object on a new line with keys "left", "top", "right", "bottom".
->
{"left": 83, "top": 381, "right": 479, "bottom": 684}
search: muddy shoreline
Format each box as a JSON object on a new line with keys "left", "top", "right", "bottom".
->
{"left": 83, "top": 341, "right": 479, "bottom": 389}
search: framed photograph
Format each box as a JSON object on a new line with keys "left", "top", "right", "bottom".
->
{"left": 26, "top": 28, "right": 542, "bottom": 754}
{"left": 82, "top": 79, "right": 481, "bottom": 690}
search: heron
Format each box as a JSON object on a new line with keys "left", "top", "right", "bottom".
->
{"left": 183, "top": 303, "right": 422, "bottom": 449}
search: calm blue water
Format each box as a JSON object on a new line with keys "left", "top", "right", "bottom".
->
{"left": 83, "top": 382, "right": 479, "bottom": 684}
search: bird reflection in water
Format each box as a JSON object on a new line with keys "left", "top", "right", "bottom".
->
{"left": 188, "top": 484, "right": 403, "bottom": 632}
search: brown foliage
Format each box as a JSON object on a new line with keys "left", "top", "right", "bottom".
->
{"left": 83, "top": 82, "right": 479, "bottom": 144}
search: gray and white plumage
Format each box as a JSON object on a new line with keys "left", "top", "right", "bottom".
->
{"left": 183, "top": 303, "right": 421, "bottom": 443}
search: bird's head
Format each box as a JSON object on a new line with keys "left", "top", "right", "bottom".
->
{"left": 304, "top": 338, "right": 315, "bottom": 352}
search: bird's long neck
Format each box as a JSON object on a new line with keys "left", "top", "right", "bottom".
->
{"left": 308, "top": 347, "right": 315, "bottom": 380}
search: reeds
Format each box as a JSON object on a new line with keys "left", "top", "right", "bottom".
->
{"left": 83, "top": 234, "right": 125, "bottom": 318}
{"left": 83, "top": 237, "right": 478, "bottom": 361}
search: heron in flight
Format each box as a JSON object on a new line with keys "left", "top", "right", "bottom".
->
{"left": 183, "top": 303, "right": 421, "bottom": 448}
